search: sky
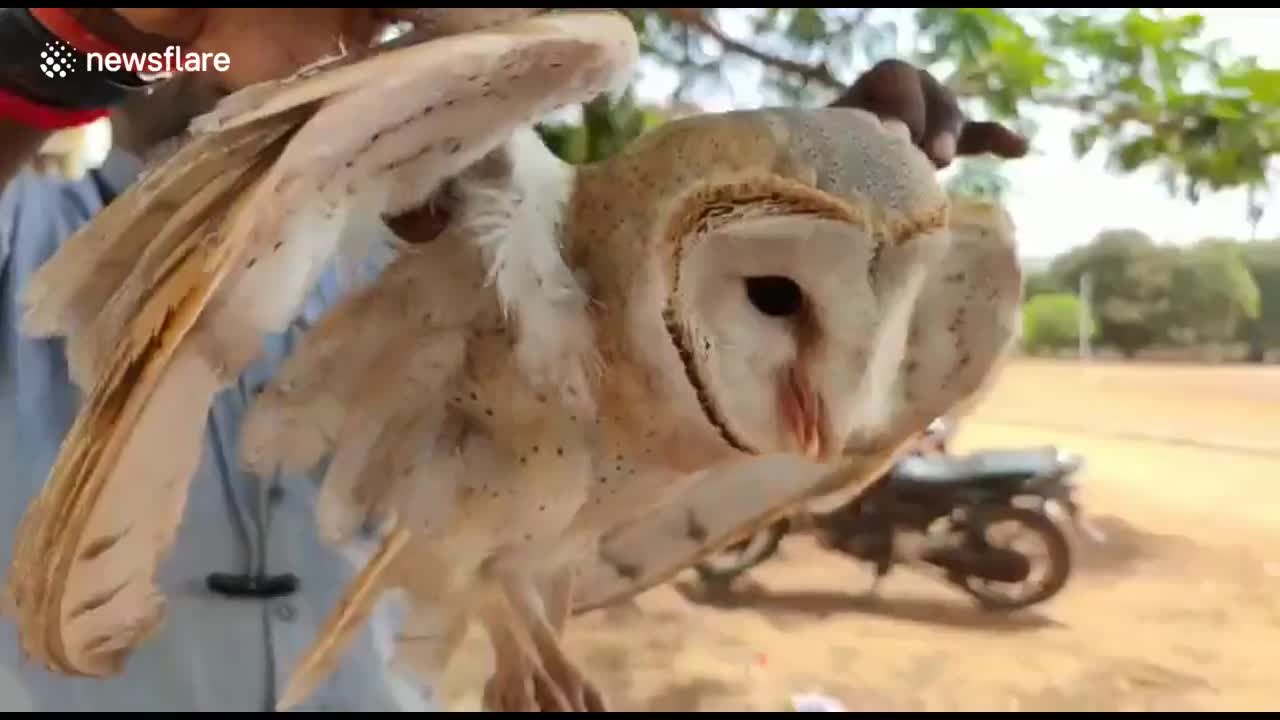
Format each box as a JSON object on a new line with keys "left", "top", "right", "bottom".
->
{"left": 630, "top": 8, "right": 1280, "bottom": 261}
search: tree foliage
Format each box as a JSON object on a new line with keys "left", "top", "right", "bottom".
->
{"left": 536, "top": 9, "right": 1280, "bottom": 211}
{"left": 1048, "top": 229, "right": 1171, "bottom": 356}
{"left": 1239, "top": 239, "right": 1280, "bottom": 360}
{"left": 1166, "top": 240, "right": 1260, "bottom": 345}
{"left": 1022, "top": 292, "right": 1092, "bottom": 353}
{"left": 1023, "top": 269, "right": 1064, "bottom": 299}
{"left": 1033, "top": 230, "right": 1270, "bottom": 358}
{"left": 538, "top": 91, "right": 667, "bottom": 164}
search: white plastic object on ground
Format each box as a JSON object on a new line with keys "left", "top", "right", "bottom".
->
{"left": 791, "top": 692, "right": 849, "bottom": 712}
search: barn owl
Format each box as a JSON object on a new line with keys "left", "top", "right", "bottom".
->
{"left": 240, "top": 98, "right": 972, "bottom": 712}
{"left": 258, "top": 124, "right": 1027, "bottom": 712}
{"left": 1, "top": 9, "right": 1024, "bottom": 715}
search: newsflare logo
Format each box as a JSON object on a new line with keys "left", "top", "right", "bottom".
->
{"left": 38, "top": 40, "right": 231, "bottom": 81}
{"left": 39, "top": 40, "right": 76, "bottom": 79}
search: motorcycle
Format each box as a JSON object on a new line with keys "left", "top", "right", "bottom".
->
{"left": 694, "top": 445, "right": 1092, "bottom": 611}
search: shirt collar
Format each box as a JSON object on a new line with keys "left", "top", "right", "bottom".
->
{"left": 96, "top": 148, "right": 144, "bottom": 197}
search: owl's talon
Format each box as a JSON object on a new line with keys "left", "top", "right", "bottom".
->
{"left": 483, "top": 634, "right": 607, "bottom": 712}
{"left": 483, "top": 671, "right": 534, "bottom": 711}
{"left": 483, "top": 649, "right": 576, "bottom": 712}
{"left": 527, "top": 636, "right": 608, "bottom": 711}
{"left": 548, "top": 660, "right": 608, "bottom": 712}
{"left": 483, "top": 653, "right": 537, "bottom": 711}
{"left": 531, "top": 662, "right": 572, "bottom": 711}
{"left": 578, "top": 676, "right": 609, "bottom": 712}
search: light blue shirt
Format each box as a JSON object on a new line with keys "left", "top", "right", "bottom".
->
{"left": 0, "top": 151, "right": 427, "bottom": 711}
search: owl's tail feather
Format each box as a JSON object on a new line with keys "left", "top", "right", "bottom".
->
{"left": 277, "top": 527, "right": 411, "bottom": 711}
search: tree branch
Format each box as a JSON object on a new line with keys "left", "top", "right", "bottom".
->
{"left": 663, "top": 8, "right": 846, "bottom": 91}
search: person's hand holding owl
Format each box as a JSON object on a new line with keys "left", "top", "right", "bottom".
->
{"left": 834, "top": 58, "right": 1030, "bottom": 168}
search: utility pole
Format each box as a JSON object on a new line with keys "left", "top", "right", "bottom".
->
{"left": 1078, "top": 271, "right": 1093, "bottom": 360}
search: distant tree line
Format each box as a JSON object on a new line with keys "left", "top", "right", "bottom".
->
{"left": 1020, "top": 229, "right": 1280, "bottom": 362}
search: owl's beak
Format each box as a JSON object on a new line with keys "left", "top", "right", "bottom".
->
{"left": 780, "top": 366, "right": 830, "bottom": 462}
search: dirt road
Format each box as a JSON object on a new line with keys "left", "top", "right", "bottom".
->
{"left": 442, "top": 361, "right": 1280, "bottom": 711}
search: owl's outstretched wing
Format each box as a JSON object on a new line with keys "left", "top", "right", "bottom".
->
{"left": 239, "top": 235, "right": 484, "bottom": 542}
{"left": 571, "top": 196, "right": 1023, "bottom": 612}
{"left": 5, "top": 11, "right": 638, "bottom": 679}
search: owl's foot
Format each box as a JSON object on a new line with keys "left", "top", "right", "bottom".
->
{"left": 482, "top": 645, "right": 567, "bottom": 711}
{"left": 519, "top": 584, "right": 609, "bottom": 712}
{"left": 539, "top": 656, "right": 608, "bottom": 712}
{"left": 481, "top": 577, "right": 610, "bottom": 712}
{"left": 482, "top": 646, "right": 607, "bottom": 712}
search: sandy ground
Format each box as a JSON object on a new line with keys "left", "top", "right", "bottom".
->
{"left": 443, "top": 360, "right": 1280, "bottom": 711}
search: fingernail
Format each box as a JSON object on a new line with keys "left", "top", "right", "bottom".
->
{"left": 931, "top": 134, "right": 956, "bottom": 165}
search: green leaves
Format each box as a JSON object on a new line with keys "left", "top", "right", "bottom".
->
{"left": 1166, "top": 240, "right": 1261, "bottom": 344}
{"left": 1032, "top": 10, "right": 1280, "bottom": 203}
{"left": 1036, "top": 230, "right": 1272, "bottom": 356}
{"left": 919, "top": 8, "right": 1060, "bottom": 118}
{"left": 1022, "top": 293, "right": 1093, "bottom": 353}
{"left": 536, "top": 91, "right": 663, "bottom": 165}
{"left": 1047, "top": 229, "right": 1176, "bottom": 356}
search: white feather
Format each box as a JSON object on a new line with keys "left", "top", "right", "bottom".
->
{"left": 457, "top": 128, "right": 597, "bottom": 414}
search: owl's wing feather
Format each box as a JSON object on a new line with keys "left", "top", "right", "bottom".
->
{"left": 6, "top": 11, "right": 637, "bottom": 680}
{"left": 4, "top": 169, "right": 272, "bottom": 676}
{"left": 572, "top": 197, "right": 1023, "bottom": 612}
{"left": 23, "top": 18, "right": 497, "bottom": 361}
{"left": 245, "top": 244, "right": 481, "bottom": 541}
{"left": 275, "top": 524, "right": 479, "bottom": 712}
{"left": 276, "top": 526, "right": 413, "bottom": 712}
{"left": 186, "top": 9, "right": 547, "bottom": 135}
{"left": 19, "top": 115, "right": 304, "bottom": 374}
{"left": 66, "top": 119, "right": 306, "bottom": 389}
{"left": 312, "top": 346, "right": 465, "bottom": 544}
{"left": 238, "top": 233, "right": 488, "bottom": 473}
{"left": 571, "top": 450, "right": 904, "bottom": 613}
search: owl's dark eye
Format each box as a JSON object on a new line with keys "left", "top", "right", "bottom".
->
{"left": 744, "top": 275, "right": 804, "bottom": 318}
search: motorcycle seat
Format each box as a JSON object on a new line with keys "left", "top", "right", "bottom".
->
{"left": 889, "top": 448, "right": 1061, "bottom": 487}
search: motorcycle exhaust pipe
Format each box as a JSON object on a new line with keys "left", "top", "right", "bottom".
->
{"left": 925, "top": 546, "right": 1031, "bottom": 584}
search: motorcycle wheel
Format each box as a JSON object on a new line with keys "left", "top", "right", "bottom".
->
{"left": 955, "top": 504, "right": 1072, "bottom": 611}
{"left": 694, "top": 521, "right": 788, "bottom": 585}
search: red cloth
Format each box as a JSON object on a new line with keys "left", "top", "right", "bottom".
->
{"left": 1, "top": 9, "right": 123, "bottom": 129}
{"left": 0, "top": 88, "right": 109, "bottom": 130}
